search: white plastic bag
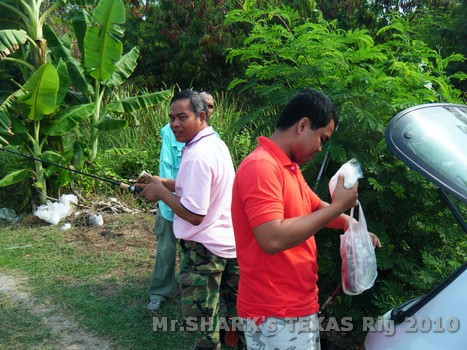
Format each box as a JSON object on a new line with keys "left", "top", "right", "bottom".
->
{"left": 340, "top": 203, "right": 377, "bottom": 295}
{"left": 34, "top": 194, "right": 78, "bottom": 225}
{"left": 329, "top": 158, "right": 363, "bottom": 199}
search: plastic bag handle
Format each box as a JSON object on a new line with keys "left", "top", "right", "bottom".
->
{"left": 349, "top": 206, "right": 355, "bottom": 221}
{"left": 348, "top": 203, "right": 367, "bottom": 229}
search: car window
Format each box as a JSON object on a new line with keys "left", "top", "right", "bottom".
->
{"left": 386, "top": 104, "right": 467, "bottom": 202}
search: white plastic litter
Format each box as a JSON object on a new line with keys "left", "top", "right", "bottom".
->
{"left": 328, "top": 158, "right": 363, "bottom": 199}
{"left": 34, "top": 194, "right": 78, "bottom": 225}
{"left": 88, "top": 213, "right": 104, "bottom": 227}
{"left": 0, "top": 208, "right": 20, "bottom": 224}
{"left": 60, "top": 223, "right": 72, "bottom": 231}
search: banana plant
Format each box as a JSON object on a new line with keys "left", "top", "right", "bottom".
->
{"left": 0, "top": 62, "right": 95, "bottom": 203}
{"left": 1, "top": 0, "right": 170, "bottom": 204}
{"left": 0, "top": 0, "right": 69, "bottom": 203}
{"left": 60, "top": 0, "right": 171, "bottom": 160}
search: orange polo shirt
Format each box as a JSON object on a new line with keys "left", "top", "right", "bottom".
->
{"left": 231, "top": 136, "right": 322, "bottom": 322}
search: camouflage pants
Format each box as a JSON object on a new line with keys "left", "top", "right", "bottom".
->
{"left": 241, "top": 314, "right": 321, "bottom": 350}
{"left": 179, "top": 239, "right": 240, "bottom": 350}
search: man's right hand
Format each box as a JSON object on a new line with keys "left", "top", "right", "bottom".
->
{"left": 331, "top": 174, "right": 359, "bottom": 212}
{"left": 135, "top": 178, "right": 166, "bottom": 203}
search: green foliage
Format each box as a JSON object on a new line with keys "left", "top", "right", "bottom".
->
{"left": 0, "top": 0, "right": 68, "bottom": 203}
{"left": 315, "top": 0, "right": 467, "bottom": 93}
{"left": 208, "top": 92, "right": 257, "bottom": 168}
{"left": 226, "top": 3, "right": 466, "bottom": 328}
{"left": 0, "top": 62, "right": 78, "bottom": 203}
{"left": 125, "top": 0, "right": 328, "bottom": 91}
{"left": 0, "top": 168, "right": 31, "bottom": 187}
{"left": 0, "top": 29, "right": 29, "bottom": 58}
{"left": 317, "top": 0, "right": 458, "bottom": 31}
{"left": 409, "top": 2, "right": 467, "bottom": 92}
{"left": 84, "top": 0, "right": 126, "bottom": 82}
{"left": 125, "top": 0, "right": 246, "bottom": 91}
{"left": 0, "top": 0, "right": 171, "bottom": 206}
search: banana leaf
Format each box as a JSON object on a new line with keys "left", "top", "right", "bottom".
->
{"left": 56, "top": 59, "right": 70, "bottom": 106}
{"left": 84, "top": 0, "right": 125, "bottom": 82}
{"left": 39, "top": 150, "right": 63, "bottom": 164}
{"left": 106, "top": 90, "right": 171, "bottom": 114}
{"left": 71, "top": 9, "right": 92, "bottom": 57}
{"left": 105, "top": 47, "right": 140, "bottom": 88}
{"left": 0, "top": 29, "right": 28, "bottom": 58}
{"left": 44, "top": 24, "right": 93, "bottom": 95}
{"left": 43, "top": 103, "right": 95, "bottom": 136}
{"left": 94, "top": 116, "right": 128, "bottom": 131}
{"left": 0, "top": 109, "right": 12, "bottom": 135}
{"left": 0, "top": 169, "right": 31, "bottom": 187}
{"left": 73, "top": 141, "right": 86, "bottom": 170}
{"left": 16, "top": 63, "right": 59, "bottom": 121}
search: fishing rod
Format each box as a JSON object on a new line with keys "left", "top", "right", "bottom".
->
{"left": 0, "top": 146, "right": 141, "bottom": 192}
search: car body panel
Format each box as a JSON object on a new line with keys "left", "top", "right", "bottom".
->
{"left": 363, "top": 263, "right": 467, "bottom": 350}
{"left": 363, "top": 103, "right": 467, "bottom": 350}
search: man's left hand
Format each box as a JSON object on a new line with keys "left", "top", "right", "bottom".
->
{"left": 368, "top": 231, "right": 381, "bottom": 249}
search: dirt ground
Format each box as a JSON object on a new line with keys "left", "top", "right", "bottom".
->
{"left": 0, "top": 203, "right": 157, "bottom": 350}
{"left": 0, "top": 271, "right": 116, "bottom": 350}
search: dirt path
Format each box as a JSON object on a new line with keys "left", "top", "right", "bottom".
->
{"left": 0, "top": 272, "right": 115, "bottom": 350}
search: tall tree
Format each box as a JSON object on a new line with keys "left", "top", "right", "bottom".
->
{"left": 123, "top": 0, "right": 326, "bottom": 90}
{"left": 317, "top": 0, "right": 457, "bottom": 30}
{"left": 125, "top": 0, "right": 244, "bottom": 91}
{"left": 409, "top": 1, "right": 467, "bottom": 92}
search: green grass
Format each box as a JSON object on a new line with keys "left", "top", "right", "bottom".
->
{"left": 0, "top": 294, "right": 59, "bottom": 350}
{"left": 0, "top": 213, "right": 207, "bottom": 350}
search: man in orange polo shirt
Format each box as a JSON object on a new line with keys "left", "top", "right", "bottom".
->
{"left": 231, "top": 88, "right": 380, "bottom": 349}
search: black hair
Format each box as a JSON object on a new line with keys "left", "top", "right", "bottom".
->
{"left": 170, "top": 90, "right": 209, "bottom": 119}
{"left": 276, "top": 88, "right": 338, "bottom": 130}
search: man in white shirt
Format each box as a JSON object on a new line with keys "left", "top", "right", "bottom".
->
{"left": 137, "top": 90, "right": 239, "bottom": 350}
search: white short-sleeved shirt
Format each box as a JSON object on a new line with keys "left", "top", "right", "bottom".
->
{"left": 174, "top": 126, "right": 236, "bottom": 258}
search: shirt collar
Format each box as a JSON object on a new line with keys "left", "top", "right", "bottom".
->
{"left": 184, "top": 126, "right": 215, "bottom": 150}
{"left": 258, "top": 136, "right": 297, "bottom": 171}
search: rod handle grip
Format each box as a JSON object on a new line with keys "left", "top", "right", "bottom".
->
{"left": 120, "top": 183, "right": 142, "bottom": 193}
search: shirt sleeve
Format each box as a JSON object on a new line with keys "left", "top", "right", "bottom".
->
{"left": 179, "top": 157, "right": 212, "bottom": 216}
{"left": 238, "top": 158, "right": 285, "bottom": 229}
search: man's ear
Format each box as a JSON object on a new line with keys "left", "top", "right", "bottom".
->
{"left": 199, "top": 111, "right": 207, "bottom": 123}
{"left": 297, "top": 117, "right": 310, "bottom": 133}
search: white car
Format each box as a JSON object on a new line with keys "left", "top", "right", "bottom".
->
{"left": 362, "top": 103, "right": 467, "bottom": 350}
